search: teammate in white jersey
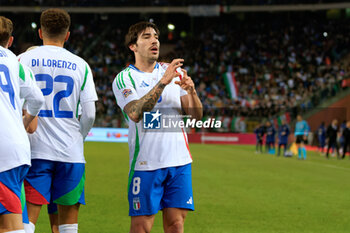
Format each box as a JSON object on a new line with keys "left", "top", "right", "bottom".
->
{"left": 0, "top": 16, "right": 44, "bottom": 233}
{"left": 113, "top": 22, "right": 202, "bottom": 233}
{"left": 18, "top": 9, "right": 97, "bottom": 233}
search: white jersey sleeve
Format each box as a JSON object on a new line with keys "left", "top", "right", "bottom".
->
{"left": 80, "top": 64, "right": 98, "bottom": 103}
{"left": 112, "top": 70, "right": 140, "bottom": 111}
{"left": 79, "top": 101, "right": 95, "bottom": 139}
{"left": 19, "top": 63, "right": 44, "bottom": 116}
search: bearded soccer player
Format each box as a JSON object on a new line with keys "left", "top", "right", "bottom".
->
{"left": 113, "top": 21, "right": 202, "bottom": 233}
{"left": 0, "top": 16, "right": 44, "bottom": 233}
{"left": 18, "top": 9, "right": 97, "bottom": 233}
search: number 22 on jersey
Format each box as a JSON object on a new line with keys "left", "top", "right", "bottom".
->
{"left": 36, "top": 74, "right": 74, "bottom": 118}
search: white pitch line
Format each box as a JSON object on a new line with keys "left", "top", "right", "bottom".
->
{"left": 302, "top": 160, "right": 350, "bottom": 171}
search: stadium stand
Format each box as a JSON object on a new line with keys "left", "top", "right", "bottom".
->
{"left": 1, "top": 0, "right": 350, "bottom": 6}
{"left": 83, "top": 12, "right": 350, "bottom": 129}
{"left": 3, "top": 5, "right": 350, "bottom": 131}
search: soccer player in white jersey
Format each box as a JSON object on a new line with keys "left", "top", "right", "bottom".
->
{"left": 21, "top": 45, "right": 59, "bottom": 233}
{"left": 0, "top": 16, "right": 44, "bottom": 233}
{"left": 113, "top": 22, "right": 203, "bottom": 233}
{"left": 18, "top": 9, "right": 97, "bottom": 233}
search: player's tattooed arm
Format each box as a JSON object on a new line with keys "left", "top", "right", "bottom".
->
{"left": 124, "top": 81, "right": 166, "bottom": 122}
{"left": 124, "top": 58, "right": 184, "bottom": 123}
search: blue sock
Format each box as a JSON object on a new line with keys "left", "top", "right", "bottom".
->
{"left": 298, "top": 148, "right": 302, "bottom": 159}
{"left": 302, "top": 147, "right": 307, "bottom": 159}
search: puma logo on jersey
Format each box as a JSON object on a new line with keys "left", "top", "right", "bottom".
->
{"left": 140, "top": 81, "right": 149, "bottom": 88}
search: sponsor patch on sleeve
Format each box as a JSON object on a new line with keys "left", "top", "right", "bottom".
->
{"left": 122, "top": 89, "right": 133, "bottom": 98}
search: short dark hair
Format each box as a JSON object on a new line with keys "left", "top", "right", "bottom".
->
{"left": 0, "top": 16, "right": 13, "bottom": 47}
{"left": 40, "top": 8, "right": 70, "bottom": 39}
{"left": 125, "top": 21, "right": 160, "bottom": 49}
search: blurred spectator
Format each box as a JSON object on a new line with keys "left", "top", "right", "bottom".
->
{"left": 317, "top": 122, "right": 326, "bottom": 153}
{"left": 265, "top": 121, "right": 276, "bottom": 154}
{"left": 342, "top": 121, "right": 350, "bottom": 159}
{"left": 254, "top": 123, "right": 265, "bottom": 153}
{"left": 277, "top": 119, "right": 290, "bottom": 156}
{"left": 326, "top": 119, "right": 340, "bottom": 159}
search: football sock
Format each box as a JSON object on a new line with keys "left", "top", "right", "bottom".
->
{"left": 298, "top": 148, "right": 302, "bottom": 159}
{"left": 6, "top": 230, "right": 26, "bottom": 233}
{"left": 59, "top": 224, "right": 78, "bottom": 233}
{"left": 24, "top": 222, "right": 35, "bottom": 233}
{"left": 302, "top": 147, "right": 307, "bottom": 159}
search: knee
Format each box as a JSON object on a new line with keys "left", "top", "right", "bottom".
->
{"left": 130, "top": 221, "right": 152, "bottom": 233}
{"left": 165, "top": 219, "right": 184, "bottom": 233}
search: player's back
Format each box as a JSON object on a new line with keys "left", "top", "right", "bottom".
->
{"left": 19, "top": 45, "right": 96, "bottom": 163}
{"left": 0, "top": 46, "right": 31, "bottom": 172}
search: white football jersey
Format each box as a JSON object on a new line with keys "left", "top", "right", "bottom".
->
{"left": 0, "top": 46, "right": 43, "bottom": 173}
{"left": 112, "top": 63, "right": 192, "bottom": 172}
{"left": 18, "top": 45, "right": 98, "bottom": 163}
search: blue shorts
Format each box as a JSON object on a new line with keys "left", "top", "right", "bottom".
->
{"left": 0, "top": 165, "right": 29, "bottom": 216}
{"left": 128, "top": 163, "right": 194, "bottom": 216}
{"left": 24, "top": 159, "right": 85, "bottom": 206}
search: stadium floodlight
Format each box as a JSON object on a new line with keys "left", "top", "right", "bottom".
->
{"left": 31, "top": 22, "right": 37, "bottom": 29}
{"left": 168, "top": 23, "right": 175, "bottom": 31}
{"left": 323, "top": 32, "right": 328, "bottom": 37}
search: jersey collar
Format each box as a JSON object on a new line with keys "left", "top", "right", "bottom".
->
{"left": 129, "top": 63, "right": 159, "bottom": 73}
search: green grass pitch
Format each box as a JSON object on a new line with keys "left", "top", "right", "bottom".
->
{"left": 34, "top": 142, "right": 350, "bottom": 233}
